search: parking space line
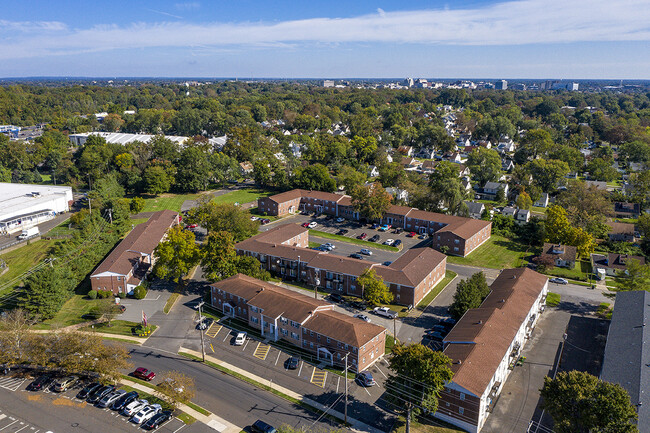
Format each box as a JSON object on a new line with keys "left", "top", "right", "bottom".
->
{"left": 210, "top": 343, "right": 215, "bottom": 353}
{"left": 242, "top": 339, "right": 250, "bottom": 351}
{"left": 336, "top": 376, "right": 340, "bottom": 393}
{"left": 173, "top": 422, "right": 186, "bottom": 433}
{"left": 362, "top": 386, "right": 371, "bottom": 396}
{"left": 222, "top": 331, "right": 230, "bottom": 342}
{"left": 253, "top": 342, "right": 270, "bottom": 360}
{"left": 297, "top": 361, "right": 303, "bottom": 377}
{"left": 275, "top": 350, "right": 281, "bottom": 366}
{"left": 0, "top": 415, "right": 4, "bottom": 421}
{"left": 0, "top": 420, "right": 18, "bottom": 431}
{"left": 15, "top": 425, "right": 28, "bottom": 432}
{"left": 375, "top": 366, "right": 388, "bottom": 378}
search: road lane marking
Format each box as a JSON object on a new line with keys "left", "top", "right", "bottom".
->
{"left": 253, "top": 342, "right": 270, "bottom": 360}
{"left": 210, "top": 343, "right": 215, "bottom": 353}
{"left": 0, "top": 420, "right": 18, "bottom": 430}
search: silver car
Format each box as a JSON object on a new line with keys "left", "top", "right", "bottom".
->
{"left": 121, "top": 398, "right": 149, "bottom": 417}
{"left": 97, "top": 389, "right": 126, "bottom": 408}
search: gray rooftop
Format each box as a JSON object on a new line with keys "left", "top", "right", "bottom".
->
{"left": 600, "top": 290, "right": 650, "bottom": 427}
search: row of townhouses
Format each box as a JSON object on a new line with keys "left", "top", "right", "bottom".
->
{"left": 210, "top": 273, "right": 387, "bottom": 372}
{"left": 437, "top": 268, "right": 549, "bottom": 433}
{"left": 236, "top": 223, "right": 447, "bottom": 306}
{"left": 258, "top": 189, "right": 492, "bottom": 257}
{"left": 90, "top": 210, "right": 179, "bottom": 295}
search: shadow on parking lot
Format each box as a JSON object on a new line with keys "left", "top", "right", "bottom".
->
{"left": 554, "top": 300, "right": 598, "bottom": 315}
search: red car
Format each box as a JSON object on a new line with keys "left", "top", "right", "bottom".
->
{"left": 301, "top": 222, "right": 310, "bottom": 228}
{"left": 406, "top": 232, "right": 417, "bottom": 237}
{"left": 186, "top": 223, "right": 198, "bottom": 229}
{"left": 357, "top": 233, "right": 367, "bottom": 240}
{"left": 133, "top": 367, "right": 156, "bottom": 381}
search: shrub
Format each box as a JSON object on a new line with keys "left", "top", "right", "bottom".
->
{"left": 97, "top": 290, "right": 112, "bottom": 299}
{"left": 133, "top": 285, "right": 147, "bottom": 300}
{"left": 87, "top": 289, "right": 98, "bottom": 300}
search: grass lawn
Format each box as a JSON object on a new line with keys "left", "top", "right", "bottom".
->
{"left": 385, "top": 334, "right": 396, "bottom": 354}
{"left": 46, "top": 219, "right": 76, "bottom": 237}
{"left": 545, "top": 260, "right": 592, "bottom": 282}
{"left": 416, "top": 271, "right": 457, "bottom": 310}
{"left": 212, "top": 188, "right": 274, "bottom": 205}
{"left": 392, "top": 417, "right": 466, "bottom": 433}
{"left": 546, "top": 292, "right": 561, "bottom": 307}
{"left": 530, "top": 206, "right": 547, "bottom": 214}
{"left": 33, "top": 294, "right": 101, "bottom": 329}
{"left": 446, "top": 235, "right": 529, "bottom": 269}
{"left": 596, "top": 302, "right": 613, "bottom": 319}
{"left": 141, "top": 193, "right": 200, "bottom": 213}
{"left": 82, "top": 319, "right": 149, "bottom": 336}
{"left": 0, "top": 239, "right": 57, "bottom": 295}
{"left": 309, "top": 229, "right": 399, "bottom": 252}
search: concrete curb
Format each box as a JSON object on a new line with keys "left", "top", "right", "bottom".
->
{"left": 120, "top": 378, "right": 241, "bottom": 433}
{"left": 179, "top": 347, "right": 386, "bottom": 433}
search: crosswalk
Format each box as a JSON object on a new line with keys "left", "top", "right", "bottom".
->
{"left": 0, "top": 376, "right": 25, "bottom": 392}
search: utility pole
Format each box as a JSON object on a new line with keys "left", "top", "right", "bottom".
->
{"left": 197, "top": 301, "right": 206, "bottom": 362}
{"left": 393, "top": 317, "right": 397, "bottom": 344}
{"left": 108, "top": 208, "right": 113, "bottom": 224}
{"left": 344, "top": 353, "right": 349, "bottom": 424}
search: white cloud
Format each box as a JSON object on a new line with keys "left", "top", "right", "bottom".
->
{"left": 1, "top": 0, "right": 650, "bottom": 60}
{"left": 175, "top": 2, "right": 200, "bottom": 10}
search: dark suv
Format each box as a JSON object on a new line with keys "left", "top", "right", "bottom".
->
{"left": 252, "top": 420, "right": 277, "bottom": 433}
{"left": 329, "top": 294, "right": 344, "bottom": 303}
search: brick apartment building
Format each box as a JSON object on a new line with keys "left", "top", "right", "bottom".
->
{"left": 210, "top": 274, "right": 387, "bottom": 372}
{"left": 236, "top": 223, "right": 447, "bottom": 306}
{"left": 257, "top": 189, "right": 491, "bottom": 257}
{"left": 435, "top": 268, "right": 548, "bottom": 433}
{"left": 90, "top": 210, "right": 179, "bottom": 295}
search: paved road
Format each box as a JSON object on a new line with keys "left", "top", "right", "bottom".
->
{"left": 127, "top": 345, "right": 342, "bottom": 432}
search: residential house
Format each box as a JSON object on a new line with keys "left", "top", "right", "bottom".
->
{"left": 421, "top": 160, "right": 437, "bottom": 174}
{"left": 501, "top": 207, "right": 517, "bottom": 218}
{"left": 483, "top": 182, "right": 508, "bottom": 198}
{"left": 368, "top": 165, "right": 380, "bottom": 178}
{"left": 210, "top": 274, "right": 386, "bottom": 372}
{"left": 416, "top": 148, "right": 436, "bottom": 159}
{"left": 540, "top": 243, "right": 577, "bottom": 268}
{"left": 501, "top": 159, "right": 515, "bottom": 172}
{"left": 533, "top": 193, "right": 549, "bottom": 208}
{"left": 591, "top": 253, "right": 646, "bottom": 279}
{"left": 606, "top": 222, "right": 638, "bottom": 243}
{"left": 600, "top": 291, "right": 650, "bottom": 430}
{"left": 400, "top": 157, "right": 422, "bottom": 171}
{"left": 465, "top": 202, "right": 485, "bottom": 219}
{"left": 436, "top": 268, "right": 548, "bottom": 433}
{"left": 288, "top": 141, "right": 302, "bottom": 158}
{"left": 461, "top": 178, "right": 473, "bottom": 192}
{"left": 515, "top": 209, "right": 530, "bottom": 224}
{"left": 385, "top": 187, "right": 409, "bottom": 203}
{"left": 444, "top": 152, "right": 464, "bottom": 164}
{"left": 239, "top": 161, "right": 254, "bottom": 176}
{"left": 397, "top": 145, "right": 414, "bottom": 157}
{"left": 497, "top": 138, "right": 516, "bottom": 153}
{"left": 585, "top": 180, "right": 608, "bottom": 191}
{"left": 614, "top": 202, "right": 641, "bottom": 219}
{"left": 477, "top": 140, "right": 492, "bottom": 149}
{"left": 90, "top": 210, "right": 179, "bottom": 295}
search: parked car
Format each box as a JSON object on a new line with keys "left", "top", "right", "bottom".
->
{"left": 131, "top": 404, "right": 162, "bottom": 424}
{"left": 424, "top": 331, "right": 445, "bottom": 341}
{"left": 234, "top": 332, "right": 247, "bottom": 346}
{"left": 357, "top": 233, "right": 367, "bottom": 240}
{"left": 369, "top": 234, "right": 380, "bottom": 242}
{"left": 27, "top": 374, "right": 54, "bottom": 392}
{"left": 251, "top": 419, "right": 277, "bottom": 433}
{"left": 186, "top": 223, "right": 198, "bottom": 229}
{"left": 260, "top": 218, "right": 271, "bottom": 225}
{"left": 250, "top": 216, "right": 259, "bottom": 221}
{"left": 329, "top": 293, "right": 344, "bottom": 303}
{"left": 112, "top": 391, "right": 139, "bottom": 411}
{"left": 360, "top": 248, "right": 372, "bottom": 255}
{"left": 379, "top": 224, "right": 391, "bottom": 232}
{"left": 350, "top": 301, "right": 367, "bottom": 310}
{"left": 76, "top": 382, "right": 101, "bottom": 400}
{"left": 406, "top": 231, "right": 417, "bottom": 237}
{"left": 349, "top": 253, "right": 363, "bottom": 260}
{"left": 320, "top": 243, "right": 333, "bottom": 251}
{"left": 370, "top": 223, "right": 379, "bottom": 229}
{"left": 98, "top": 390, "right": 126, "bottom": 408}
{"left": 336, "top": 217, "right": 345, "bottom": 223}
{"left": 88, "top": 385, "right": 115, "bottom": 404}
{"left": 394, "top": 228, "right": 403, "bottom": 234}
{"left": 301, "top": 222, "right": 310, "bottom": 228}
{"left": 373, "top": 307, "right": 398, "bottom": 319}
{"left": 383, "top": 239, "right": 395, "bottom": 246}
{"left": 382, "top": 261, "right": 393, "bottom": 266}
{"left": 336, "top": 229, "right": 349, "bottom": 235}
{"left": 117, "top": 304, "right": 126, "bottom": 313}
{"left": 353, "top": 314, "right": 371, "bottom": 322}
{"left": 285, "top": 357, "right": 300, "bottom": 370}
{"left": 550, "top": 277, "right": 568, "bottom": 285}
{"left": 197, "top": 317, "right": 213, "bottom": 330}
{"left": 133, "top": 367, "right": 156, "bottom": 381}
{"left": 142, "top": 410, "right": 173, "bottom": 430}
{"left": 53, "top": 375, "right": 78, "bottom": 392}
{"left": 322, "top": 242, "right": 335, "bottom": 249}
{"left": 432, "top": 325, "right": 448, "bottom": 333}
{"left": 442, "top": 317, "right": 456, "bottom": 326}
{"left": 308, "top": 222, "right": 318, "bottom": 229}
{"left": 122, "top": 399, "right": 149, "bottom": 417}
{"left": 393, "top": 239, "right": 402, "bottom": 247}
{"left": 356, "top": 371, "right": 376, "bottom": 387}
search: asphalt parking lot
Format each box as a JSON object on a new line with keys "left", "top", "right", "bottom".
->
{"left": 190, "top": 317, "right": 394, "bottom": 431}
{"left": 0, "top": 370, "right": 196, "bottom": 433}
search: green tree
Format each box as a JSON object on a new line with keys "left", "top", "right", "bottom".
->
{"left": 426, "top": 161, "right": 468, "bottom": 214}
{"left": 153, "top": 225, "right": 202, "bottom": 283}
{"left": 385, "top": 343, "right": 454, "bottom": 433}
{"left": 515, "top": 128, "right": 554, "bottom": 163}
{"left": 186, "top": 199, "right": 258, "bottom": 241}
{"left": 516, "top": 190, "right": 533, "bottom": 210}
{"left": 527, "top": 159, "right": 570, "bottom": 192}
{"left": 338, "top": 165, "right": 367, "bottom": 192}
{"left": 358, "top": 269, "right": 394, "bottom": 305}
{"left": 175, "top": 147, "right": 211, "bottom": 192}
{"left": 541, "top": 371, "right": 638, "bottom": 433}
{"left": 587, "top": 158, "right": 618, "bottom": 182}
{"left": 253, "top": 159, "right": 272, "bottom": 187}
{"left": 637, "top": 213, "right": 650, "bottom": 238}
{"left": 351, "top": 182, "right": 392, "bottom": 221}
{"left": 130, "top": 197, "right": 145, "bottom": 214}
{"left": 449, "top": 272, "right": 490, "bottom": 320}
{"left": 467, "top": 148, "right": 502, "bottom": 187}
{"left": 545, "top": 205, "right": 596, "bottom": 258}
{"left": 293, "top": 163, "right": 336, "bottom": 192}
{"left": 234, "top": 255, "right": 271, "bottom": 281}
{"left": 614, "top": 259, "right": 650, "bottom": 292}
{"left": 201, "top": 231, "right": 237, "bottom": 282}
{"left": 350, "top": 136, "right": 378, "bottom": 163}
{"left": 144, "top": 165, "right": 174, "bottom": 196}
{"left": 556, "top": 181, "right": 613, "bottom": 233}
{"left": 133, "top": 285, "right": 147, "bottom": 299}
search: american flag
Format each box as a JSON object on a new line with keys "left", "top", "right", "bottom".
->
{"left": 142, "top": 310, "right": 148, "bottom": 327}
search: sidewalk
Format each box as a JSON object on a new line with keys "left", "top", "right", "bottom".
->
{"left": 179, "top": 347, "right": 385, "bottom": 433}
{"left": 120, "top": 378, "right": 241, "bottom": 433}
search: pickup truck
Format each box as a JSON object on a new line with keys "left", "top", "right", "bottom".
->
{"left": 373, "top": 307, "right": 398, "bottom": 319}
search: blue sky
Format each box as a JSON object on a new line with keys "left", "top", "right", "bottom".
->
{"left": 1, "top": 0, "right": 650, "bottom": 79}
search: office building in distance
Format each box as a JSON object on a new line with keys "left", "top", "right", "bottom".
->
{"left": 0, "top": 183, "right": 73, "bottom": 235}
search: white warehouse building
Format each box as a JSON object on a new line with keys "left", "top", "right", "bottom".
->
{"left": 0, "top": 183, "right": 73, "bottom": 235}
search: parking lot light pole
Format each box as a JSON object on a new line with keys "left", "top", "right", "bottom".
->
{"left": 198, "top": 301, "right": 205, "bottom": 362}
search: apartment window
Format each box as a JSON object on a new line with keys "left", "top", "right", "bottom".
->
{"left": 460, "top": 393, "right": 465, "bottom": 401}
{"left": 326, "top": 337, "right": 330, "bottom": 344}
{"left": 303, "top": 328, "right": 307, "bottom": 334}
{"left": 310, "top": 342, "right": 314, "bottom": 349}
{"left": 252, "top": 317, "right": 259, "bottom": 324}
{"left": 345, "top": 344, "right": 348, "bottom": 350}
{"left": 454, "top": 247, "right": 459, "bottom": 252}
{"left": 116, "top": 276, "right": 122, "bottom": 281}
{"left": 310, "top": 331, "right": 314, "bottom": 336}
{"left": 291, "top": 332, "right": 299, "bottom": 340}
{"left": 459, "top": 408, "right": 464, "bottom": 415}
{"left": 251, "top": 306, "right": 258, "bottom": 313}
{"left": 317, "top": 335, "right": 321, "bottom": 341}
{"left": 281, "top": 329, "right": 288, "bottom": 336}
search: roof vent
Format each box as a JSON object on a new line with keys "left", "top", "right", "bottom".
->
{"left": 453, "top": 360, "right": 462, "bottom": 365}
{"left": 477, "top": 320, "right": 483, "bottom": 325}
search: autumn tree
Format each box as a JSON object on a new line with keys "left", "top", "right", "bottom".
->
{"left": 385, "top": 343, "right": 454, "bottom": 433}
{"left": 0, "top": 309, "right": 35, "bottom": 366}
{"left": 358, "top": 269, "right": 394, "bottom": 305}
{"left": 351, "top": 182, "right": 392, "bottom": 221}
{"left": 541, "top": 371, "right": 638, "bottom": 433}
{"left": 556, "top": 181, "right": 613, "bottom": 233}
{"left": 516, "top": 190, "right": 533, "bottom": 210}
{"left": 153, "top": 225, "right": 202, "bottom": 283}
{"left": 156, "top": 370, "right": 197, "bottom": 408}
{"left": 545, "top": 205, "right": 596, "bottom": 258}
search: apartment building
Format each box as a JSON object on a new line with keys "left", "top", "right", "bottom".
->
{"left": 435, "top": 268, "right": 548, "bottom": 433}
{"left": 258, "top": 189, "right": 491, "bottom": 257}
{"left": 236, "top": 223, "right": 447, "bottom": 306}
{"left": 90, "top": 210, "right": 179, "bottom": 295}
{"left": 210, "top": 274, "right": 386, "bottom": 372}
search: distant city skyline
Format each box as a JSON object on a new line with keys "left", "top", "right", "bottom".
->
{"left": 1, "top": 0, "right": 649, "bottom": 79}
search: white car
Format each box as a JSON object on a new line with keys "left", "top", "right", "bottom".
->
{"left": 336, "top": 217, "right": 345, "bottom": 223}
{"left": 322, "top": 242, "right": 335, "bottom": 249}
{"left": 308, "top": 222, "right": 318, "bottom": 229}
{"left": 360, "top": 248, "right": 372, "bottom": 256}
{"left": 550, "top": 277, "right": 569, "bottom": 285}
{"left": 383, "top": 239, "right": 395, "bottom": 246}
{"left": 354, "top": 314, "right": 371, "bottom": 322}
{"left": 250, "top": 216, "right": 259, "bottom": 221}
{"left": 131, "top": 403, "right": 162, "bottom": 424}
{"left": 121, "top": 399, "right": 149, "bottom": 417}
{"left": 234, "top": 332, "right": 247, "bottom": 346}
